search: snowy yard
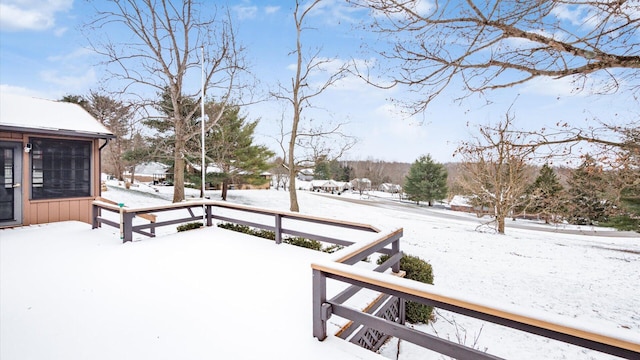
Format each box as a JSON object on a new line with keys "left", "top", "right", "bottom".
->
{"left": 1, "top": 182, "right": 639, "bottom": 359}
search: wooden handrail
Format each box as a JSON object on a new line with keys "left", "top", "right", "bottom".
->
{"left": 311, "top": 260, "right": 640, "bottom": 355}
{"left": 92, "top": 198, "right": 380, "bottom": 241}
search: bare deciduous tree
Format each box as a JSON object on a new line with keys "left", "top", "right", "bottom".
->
{"left": 86, "top": 0, "right": 246, "bottom": 202}
{"left": 349, "top": 0, "right": 640, "bottom": 111}
{"left": 455, "top": 113, "right": 536, "bottom": 234}
{"left": 272, "top": 0, "right": 356, "bottom": 212}
{"left": 350, "top": 0, "right": 639, "bottom": 174}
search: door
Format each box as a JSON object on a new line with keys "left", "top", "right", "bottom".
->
{"left": 0, "top": 142, "right": 22, "bottom": 226}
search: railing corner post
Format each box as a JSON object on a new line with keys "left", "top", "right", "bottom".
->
{"left": 122, "top": 212, "right": 134, "bottom": 243}
{"left": 312, "top": 268, "right": 327, "bottom": 341}
{"left": 92, "top": 203, "right": 100, "bottom": 229}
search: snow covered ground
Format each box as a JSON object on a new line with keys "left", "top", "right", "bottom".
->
{"left": 2, "top": 181, "right": 639, "bottom": 359}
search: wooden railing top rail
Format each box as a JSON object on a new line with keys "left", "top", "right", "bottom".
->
{"left": 311, "top": 259, "right": 640, "bottom": 355}
{"left": 92, "top": 199, "right": 380, "bottom": 233}
{"left": 331, "top": 228, "right": 404, "bottom": 264}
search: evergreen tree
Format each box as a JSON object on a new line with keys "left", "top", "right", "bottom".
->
{"left": 206, "top": 106, "right": 274, "bottom": 200}
{"left": 144, "top": 88, "right": 202, "bottom": 184}
{"left": 314, "top": 158, "right": 351, "bottom": 182}
{"left": 526, "top": 164, "right": 565, "bottom": 224}
{"left": 404, "top": 155, "right": 448, "bottom": 206}
{"left": 314, "top": 157, "right": 332, "bottom": 180}
{"left": 566, "top": 156, "right": 613, "bottom": 225}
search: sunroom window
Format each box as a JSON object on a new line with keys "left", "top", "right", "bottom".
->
{"left": 31, "top": 138, "right": 91, "bottom": 200}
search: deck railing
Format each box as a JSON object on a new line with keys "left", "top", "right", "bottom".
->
{"left": 91, "top": 198, "right": 640, "bottom": 359}
{"left": 92, "top": 199, "right": 379, "bottom": 243}
{"left": 312, "top": 233, "right": 640, "bottom": 359}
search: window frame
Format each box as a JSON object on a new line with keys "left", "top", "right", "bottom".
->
{"left": 30, "top": 137, "right": 93, "bottom": 200}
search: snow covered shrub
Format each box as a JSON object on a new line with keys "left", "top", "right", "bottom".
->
{"left": 323, "top": 244, "right": 344, "bottom": 254}
{"left": 217, "top": 222, "right": 335, "bottom": 251}
{"left": 217, "top": 223, "right": 257, "bottom": 236}
{"left": 378, "top": 254, "right": 434, "bottom": 324}
{"left": 283, "top": 237, "right": 322, "bottom": 251}
{"left": 177, "top": 222, "right": 203, "bottom": 232}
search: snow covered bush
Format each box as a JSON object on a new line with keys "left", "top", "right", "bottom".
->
{"left": 378, "top": 254, "right": 435, "bottom": 324}
{"left": 177, "top": 222, "right": 203, "bottom": 232}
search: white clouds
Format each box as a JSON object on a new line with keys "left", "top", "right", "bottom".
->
{"left": 0, "top": 84, "right": 47, "bottom": 98}
{"left": 520, "top": 76, "right": 590, "bottom": 98}
{"left": 233, "top": 5, "right": 258, "bottom": 20}
{"left": 40, "top": 67, "right": 97, "bottom": 92}
{"left": 46, "top": 47, "right": 93, "bottom": 62}
{"left": 372, "top": 0, "right": 434, "bottom": 20}
{"left": 408, "top": 0, "right": 434, "bottom": 16}
{"left": 551, "top": 4, "right": 586, "bottom": 26}
{"left": 233, "top": 4, "right": 280, "bottom": 20}
{"left": 0, "top": 0, "right": 72, "bottom": 31}
{"left": 264, "top": 6, "right": 280, "bottom": 15}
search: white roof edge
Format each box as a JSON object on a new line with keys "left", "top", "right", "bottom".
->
{"left": 0, "top": 92, "right": 114, "bottom": 137}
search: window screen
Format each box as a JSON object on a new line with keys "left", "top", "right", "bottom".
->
{"left": 31, "top": 138, "right": 91, "bottom": 199}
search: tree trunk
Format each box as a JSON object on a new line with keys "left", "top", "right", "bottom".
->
{"left": 289, "top": 169, "right": 299, "bottom": 212}
{"left": 173, "top": 123, "right": 185, "bottom": 203}
{"left": 496, "top": 205, "right": 506, "bottom": 234}
{"left": 222, "top": 180, "right": 228, "bottom": 201}
{"left": 497, "top": 216, "right": 506, "bottom": 234}
{"left": 288, "top": 109, "right": 300, "bottom": 212}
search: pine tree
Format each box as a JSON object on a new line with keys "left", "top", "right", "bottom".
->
{"left": 566, "top": 156, "right": 613, "bottom": 225}
{"left": 206, "top": 106, "right": 274, "bottom": 200}
{"left": 403, "top": 155, "right": 448, "bottom": 206}
{"left": 526, "top": 164, "right": 564, "bottom": 223}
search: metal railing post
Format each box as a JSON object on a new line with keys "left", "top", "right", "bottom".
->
{"left": 206, "top": 204, "right": 213, "bottom": 227}
{"left": 122, "top": 212, "right": 134, "bottom": 243}
{"left": 392, "top": 237, "right": 401, "bottom": 273}
{"left": 92, "top": 203, "right": 100, "bottom": 229}
{"left": 275, "top": 214, "right": 282, "bottom": 244}
{"left": 312, "top": 269, "right": 327, "bottom": 340}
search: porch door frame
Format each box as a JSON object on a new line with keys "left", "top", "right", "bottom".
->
{"left": 0, "top": 141, "right": 23, "bottom": 226}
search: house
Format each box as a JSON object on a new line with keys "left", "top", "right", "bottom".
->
{"left": 0, "top": 93, "right": 114, "bottom": 227}
{"left": 378, "top": 183, "right": 401, "bottom": 193}
{"left": 297, "top": 168, "right": 314, "bottom": 181}
{"left": 310, "top": 179, "right": 339, "bottom": 192}
{"left": 449, "top": 195, "right": 474, "bottom": 213}
{"left": 351, "top": 178, "right": 372, "bottom": 192}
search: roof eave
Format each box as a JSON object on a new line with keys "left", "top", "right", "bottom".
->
{"left": 0, "top": 125, "right": 115, "bottom": 140}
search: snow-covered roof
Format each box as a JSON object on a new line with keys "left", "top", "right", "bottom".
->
{"left": 0, "top": 92, "right": 114, "bottom": 138}
{"left": 310, "top": 179, "right": 340, "bottom": 188}
{"left": 134, "top": 162, "right": 170, "bottom": 175}
{"left": 450, "top": 195, "right": 472, "bottom": 207}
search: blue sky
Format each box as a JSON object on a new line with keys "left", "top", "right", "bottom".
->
{"left": 0, "top": 0, "right": 635, "bottom": 163}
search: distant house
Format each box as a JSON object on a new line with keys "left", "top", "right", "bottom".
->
{"left": 449, "top": 195, "right": 492, "bottom": 214}
{"left": 310, "top": 180, "right": 339, "bottom": 192}
{"left": 0, "top": 93, "right": 114, "bottom": 227}
{"left": 297, "top": 168, "right": 314, "bottom": 181}
{"left": 351, "top": 178, "right": 372, "bottom": 193}
{"left": 379, "top": 183, "right": 401, "bottom": 193}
